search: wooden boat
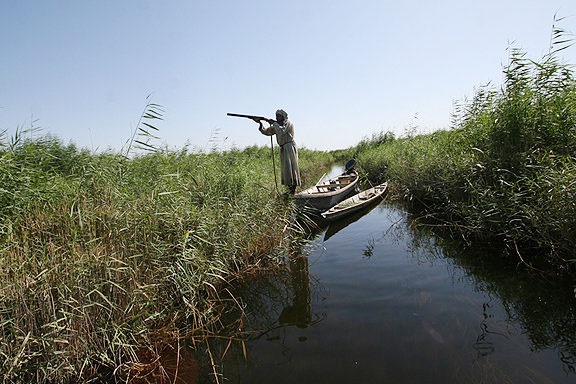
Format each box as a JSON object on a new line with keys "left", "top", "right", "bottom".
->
{"left": 323, "top": 201, "right": 381, "bottom": 241}
{"left": 321, "top": 182, "right": 388, "bottom": 221}
{"left": 293, "top": 170, "right": 360, "bottom": 211}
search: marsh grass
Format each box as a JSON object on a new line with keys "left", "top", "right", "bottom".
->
{"left": 348, "top": 26, "right": 576, "bottom": 272}
{"left": 0, "top": 123, "right": 333, "bottom": 382}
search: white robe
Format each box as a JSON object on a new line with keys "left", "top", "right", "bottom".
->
{"left": 260, "top": 118, "right": 302, "bottom": 187}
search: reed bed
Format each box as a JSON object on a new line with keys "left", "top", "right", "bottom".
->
{"left": 0, "top": 133, "right": 333, "bottom": 382}
{"left": 347, "top": 34, "right": 576, "bottom": 273}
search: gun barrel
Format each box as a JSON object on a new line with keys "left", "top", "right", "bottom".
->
{"left": 227, "top": 113, "right": 272, "bottom": 121}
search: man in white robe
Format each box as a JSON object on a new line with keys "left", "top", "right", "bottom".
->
{"left": 257, "top": 109, "right": 301, "bottom": 194}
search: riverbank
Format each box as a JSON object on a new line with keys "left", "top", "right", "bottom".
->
{"left": 0, "top": 137, "right": 332, "bottom": 382}
{"left": 340, "top": 45, "right": 576, "bottom": 274}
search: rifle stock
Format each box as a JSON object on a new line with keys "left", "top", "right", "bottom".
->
{"left": 227, "top": 113, "right": 276, "bottom": 123}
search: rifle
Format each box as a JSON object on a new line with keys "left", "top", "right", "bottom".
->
{"left": 227, "top": 113, "right": 276, "bottom": 124}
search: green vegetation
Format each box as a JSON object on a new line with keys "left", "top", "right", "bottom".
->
{"left": 346, "top": 34, "right": 576, "bottom": 273}
{"left": 0, "top": 126, "right": 333, "bottom": 382}
{"left": 3, "top": 21, "right": 575, "bottom": 383}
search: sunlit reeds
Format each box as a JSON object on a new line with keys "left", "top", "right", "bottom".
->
{"left": 0, "top": 125, "right": 333, "bottom": 382}
{"left": 349, "top": 25, "right": 576, "bottom": 272}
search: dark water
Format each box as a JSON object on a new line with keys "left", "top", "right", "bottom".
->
{"left": 212, "top": 181, "right": 576, "bottom": 383}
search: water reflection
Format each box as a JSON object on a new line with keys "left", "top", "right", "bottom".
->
{"left": 278, "top": 254, "right": 311, "bottom": 328}
{"left": 220, "top": 200, "right": 576, "bottom": 383}
{"left": 323, "top": 196, "right": 384, "bottom": 242}
{"left": 234, "top": 240, "right": 327, "bottom": 344}
{"left": 398, "top": 207, "right": 576, "bottom": 377}
{"left": 472, "top": 298, "right": 499, "bottom": 357}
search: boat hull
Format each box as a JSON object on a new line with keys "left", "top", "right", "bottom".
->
{"left": 321, "top": 182, "right": 388, "bottom": 221}
{"left": 293, "top": 171, "right": 359, "bottom": 211}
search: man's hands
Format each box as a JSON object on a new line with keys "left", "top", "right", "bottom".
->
{"left": 251, "top": 117, "right": 274, "bottom": 125}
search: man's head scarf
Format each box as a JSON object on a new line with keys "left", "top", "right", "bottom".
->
{"left": 276, "top": 109, "right": 288, "bottom": 119}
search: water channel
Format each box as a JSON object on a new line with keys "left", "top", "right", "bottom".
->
{"left": 207, "top": 171, "right": 576, "bottom": 383}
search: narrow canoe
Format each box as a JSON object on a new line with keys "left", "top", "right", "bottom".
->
{"left": 293, "top": 170, "right": 359, "bottom": 211}
{"left": 321, "top": 182, "right": 388, "bottom": 221}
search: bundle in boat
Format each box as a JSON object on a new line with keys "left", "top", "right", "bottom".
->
{"left": 293, "top": 170, "right": 360, "bottom": 211}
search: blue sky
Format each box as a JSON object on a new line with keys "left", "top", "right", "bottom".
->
{"left": 2, "top": 1, "right": 575, "bottom": 152}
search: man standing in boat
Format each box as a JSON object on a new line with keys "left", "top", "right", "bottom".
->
{"left": 256, "top": 109, "right": 301, "bottom": 195}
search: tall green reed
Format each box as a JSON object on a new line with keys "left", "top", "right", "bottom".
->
{"left": 0, "top": 125, "right": 333, "bottom": 382}
{"left": 351, "top": 23, "right": 576, "bottom": 271}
